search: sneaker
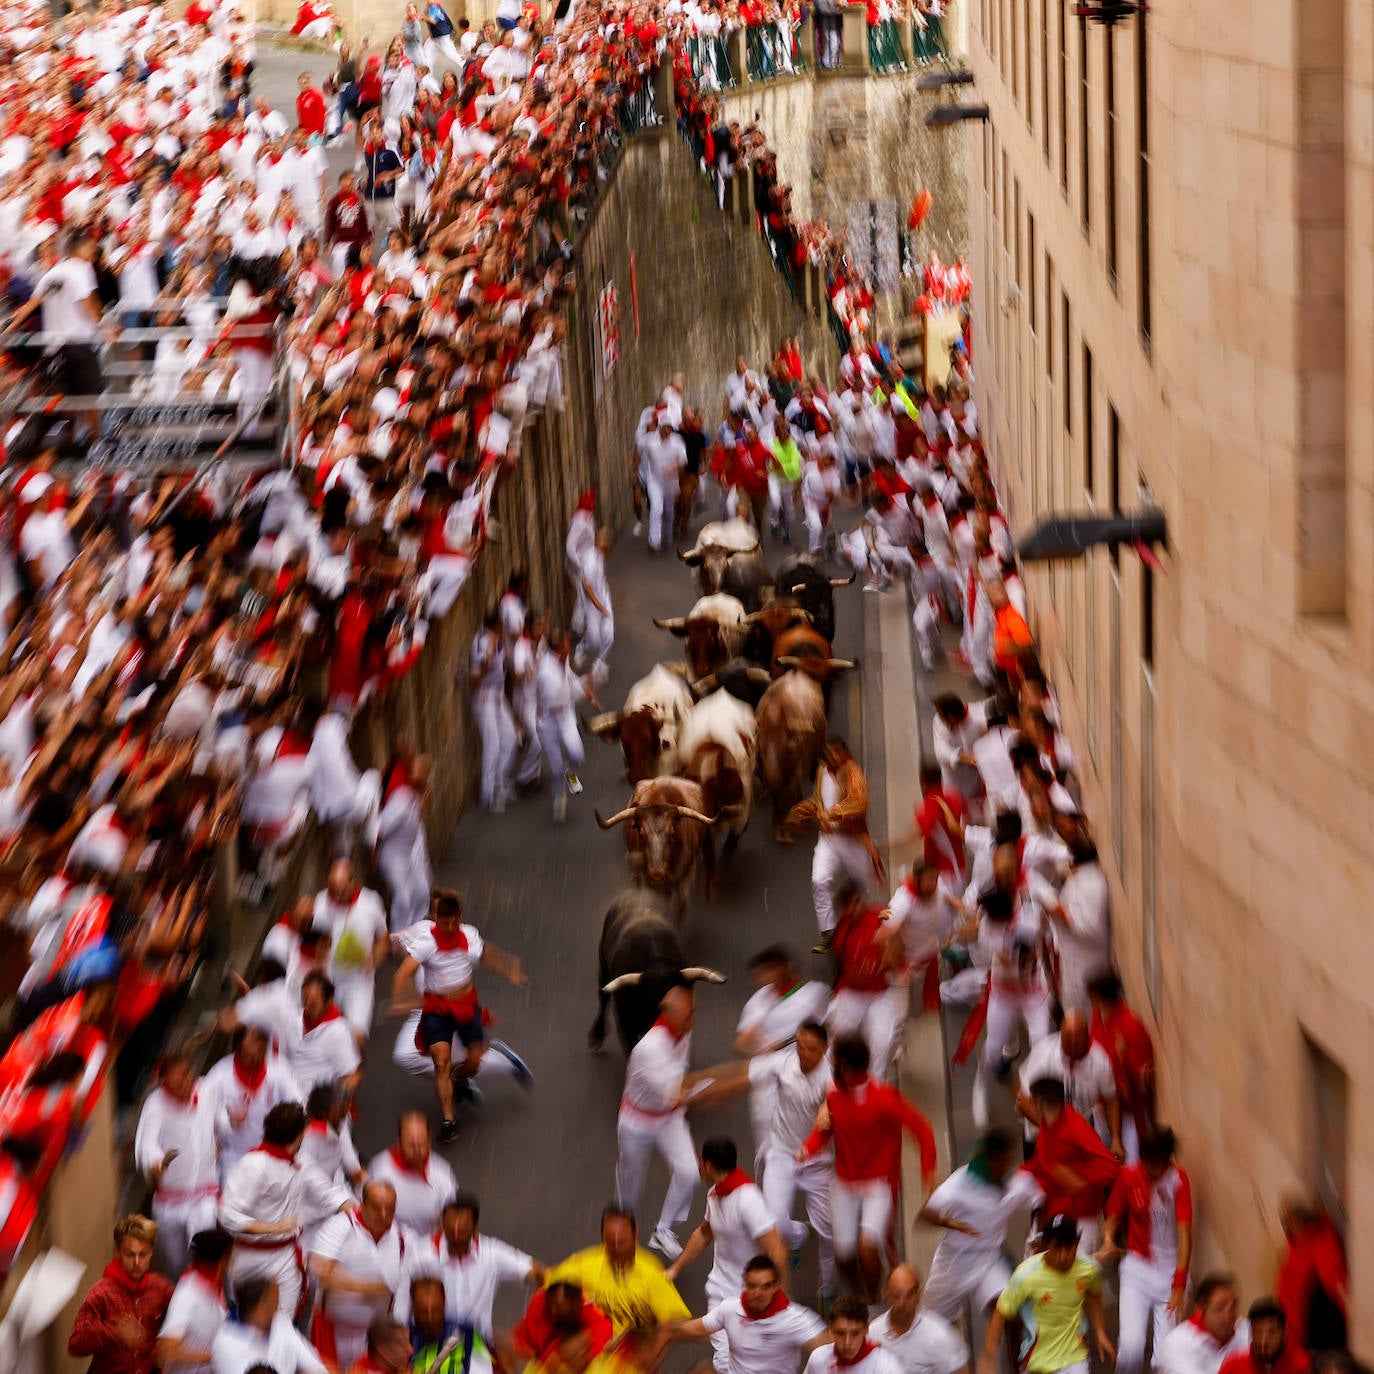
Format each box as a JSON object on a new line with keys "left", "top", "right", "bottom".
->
{"left": 438, "top": 1117, "right": 459, "bottom": 1143}
{"left": 812, "top": 931, "right": 834, "bottom": 955}
{"left": 490, "top": 1039, "right": 534, "bottom": 1089}
{"left": 565, "top": 772, "right": 583, "bottom": 795}
{"left": 633, "top": 521, "right": 644, "bottom": 537}
{"left": 648, "top": 1227, "right": 683, "bottom": 1261}
{"left": 450, "top": 1074, "right": 484, "bottom": 1107}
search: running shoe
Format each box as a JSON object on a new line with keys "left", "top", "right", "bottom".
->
{"left": 490, "top": 1039, "right": 535, "bottom": 1090}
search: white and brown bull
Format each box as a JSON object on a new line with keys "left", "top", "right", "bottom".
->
{"left": 755, "top": 669, "right": 833, "bottom": 842}
{"left": 654, "top": 593, "right": 750, "bottom": 680}
{"left": 595, "top": 775, "right": 716, "bottom": 921}
{"left": 678, "top": 687, "right": 759, "bottom": 857}
{"left": 589, "top": 890, "right": 725, "bottom": 1052}
{"left": 586, "top": 663, "right": 694, "bottom": 783}
{"left": 678, "top": 519, "right": 761, "bottom": 597}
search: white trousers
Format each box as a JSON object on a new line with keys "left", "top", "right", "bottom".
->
{"left": 335, "top": 971, "right": 376, "bottom": 1037}
{"left": 827, "top": 988, "right": 903, "bottom": 1079}
{"left": 537, "top": 707, "right": 585, "bottom": 780}
{"left": 831, "top": 1177, "right": 891, "bottom": 1259}
{"left": 377, "top": 838, "right": 431, "bottom": 931}
{"left": 514, "top": 687, "right": 541, "bottom": 787}
{"left": 761, "top": 1147, "right": 835, "bottom": 1284}
{"left": 644, "top": 469, "right": 678, "bottom": 551}
{"left": 920, "top": 1247, "right": 1011, "bottom": 1320}
{"left": 228, "top": 1241, "right": 304, "bottom": 1316}
{"left": 578, "top": 610, "right": 614, "bottom": 683}
{"left": 913, "top": 594, "right": 941, "bottom": 671}
{"left": 153, "top": 1192, "right": 219, "bottom": 1275}
{"left": 982, "top": 981, "right": 1051, "bottom": 1071}
{"left": 474, "top": 688, "right": 516, "bottom": 809}
{"left": 1116, "top": 1254, "right": 1180, "bottom": 1374}
{"left": 615, "top": 1110, "right": 697, "bottom": 1236}
{"left": 812, "top": 835, "right": 877, "bottom": 934}
{"left": 802, "top": 499, "right": 831, "bottom": 554}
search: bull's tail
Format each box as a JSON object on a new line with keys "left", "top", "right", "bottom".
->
{"left": 588, "top": 965, "right": 610, "bottom": 1050}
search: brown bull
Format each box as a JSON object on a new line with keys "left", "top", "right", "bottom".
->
{"left": 772, "top": 623, "right": 856, "bottom": 680}
{"left": 655, "top": 594, "right": 749, "bottom": 680}
{"left": 755, "top": 671, "right": 830, "bottom": 842}
{"left": 595, "top": 776, "right": 716, "bottom": 923}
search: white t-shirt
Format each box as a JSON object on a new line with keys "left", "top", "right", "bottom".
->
{"left": 315, "top": 887, "right": 388, "bottom": 984}
{"left": 159, "top": 1269, "right": 228, "bottom": 1374}
{"left": 735, "top": 981, "right": 831, "bottom": 1052}
{"left": 747, "top": 1049, "right": 833, "bottom": 1155}
{"left": 1017, "top": 1035, "right": 1116, "bottom": 1139}
{"left": 397, "top": 920, "right": 485, "bottom": 991}
{"left": 702, "top": 1296, "right": 827, "bottom": 1374}
{"left": 621, "top": 1023, "right": 690, "bottom": 1120}
{"left": 308, "top": 1210, "right": 414, "bottom": 1333}
{"left": 705, "top": 1179, "right": 777, "bottom": 1298}
{"left": 804, "top": 1342, "right": 902, "bottom": 1374}
{"left": 35, "top": 256, "right": 99, "bottom": 343}
{"left": 924, "top": 1166, "right": 1042, "bottom": 1278}
{"left": 289, "top": 1011, "right": 362, "bottom": 1091}
{"left": 870, "top": 1311, "right": 967, "bottom": 1374}
{"left": 410, "top": 1232, "right": 535, "bottom": 1336}
{"left": 19, "top": 508, "right": 76, "bottom": 588}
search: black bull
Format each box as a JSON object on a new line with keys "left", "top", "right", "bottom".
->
{"left": 588, "top": 891, "right": 725, "bottom": 1052}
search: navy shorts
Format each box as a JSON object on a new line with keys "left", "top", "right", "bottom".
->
{"left": 418, "top": 1006, "right": 485, "bottom": 1052}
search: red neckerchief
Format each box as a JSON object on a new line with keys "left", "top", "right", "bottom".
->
{"left": 388, "top": 1145, "right": 429, "bottom": 1183}
{"left": 711, "top": 1168, "right": 753, "bottom": 1199}
{"left": 102, "top": 1257, "right": 149, "bottom": 1293}
{"left": 740, "top": 1289, "right": 789, "bottom": 1320}
{"left": 252, "top": 1141, "right": 296, "bottom": 1163}
{"left": 303, "top": 1004, "right": 343, "bottom": 1034}
{"left": 384, "top": 758, "right": 412, "bottom": 801}
{"left": 233, "top": 1054, "right": 268, "bottom": 1093}
{"left": 835, "top": 1341, "right": 878, "bottom": 1368}
{"left": 652, "top": 1014, "right": 686, "bottom": 1042}
{"left": 431, "top": 921, "right": 469, "bottom": 953}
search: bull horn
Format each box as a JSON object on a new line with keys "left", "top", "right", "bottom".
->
{"left": 653, "top": 616, "right": 688, "bottom": 633}
{"left": 776, "top": 655, "right": 802, "bottom": 669}
{"left": 825, "top": 658, "right": 857, "bottom": 671}
{"left": 747, "top": 668, "right": 773, "bottom": 684}
{"left": 830, "top": 570, "right": 858, "bottom": 586}
{"left": 692, "top": 674, "right": 720, "bottom": 696}
{"left": 601, "top": 972, "right": 646, "bottom": 992}
{"left": 742, "top": 610, "right": 763, "bottom": 624}
{"left": 680, "top": 967, "right": 727, "bottom": 984}
{"left": 680, "top": 550, "right": 704, "bottom": 565}
{"left": 674, "top": 806, "right": 718, "bottom": 825}
{"left": 595, "top": 807, "right": 637, "bottom": 829}
{"left": 586, "top": 711, "right": 622, "bottom": 737}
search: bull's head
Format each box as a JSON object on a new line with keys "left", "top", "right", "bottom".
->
{"left": 775, "top": 654, "right": 858, "bottom": 683}
{"left": 617, "top": 708, "right": 669, "bottom": 783}
{"left": 684, "top": 621, "right": 724, "bottom": 680}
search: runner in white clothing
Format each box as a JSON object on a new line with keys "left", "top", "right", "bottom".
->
{"left": 576, "top": 528, "right": 614, "bottom": 686}
{"left": 1015, "top": 1012, "right": 1121, "bottom": 1155}
{"left": 366, "top": 1110, "right": 457, "bottom": 1235}
{"left": 870, "top": 1265, "right": 968, "bottom": 1374}
{"left": 210, "top": 1275, "right": 327, "bottom": 1374}
{"left": 219, "top": 1102, "right": 352, "bottom": 1317}
{"left": 408, "top": 1190, "right": 546, "bottom": 1336}
{"left": 288, "top": 971, "right": 364, "bottom": 1094}
{"left": 615, "top": 984, "right": 701, "bottom": 1261}
{"left": 665, "top": 1137, "right": 790, "bottom": 1373}
{"left": 915, "top": 1131, "right": 1041, "bottom": 1321}
{"left": 201, "top": 1028, "right": 302, "bottom": 1186}
{"left": 804, "top": 1298, "right": 903, "bottom": 1374}
{"left": 674, "top": 1254, "right": 829, "bottom": 1374}
{"left": 154, "top": 1228, "right": 233, "bottom": 1374}
{"left": 308, "top": 1181, "right": 414, "bottom": 1368}
{"left": 314, "top": 858, "right": 390, "bottom": 1038}
{"left": 134, "top": 1056, "right": 222, "bottom": 1275}
{"left": 536, "top": 630, "right": 596, "bottom": 822}
{"left": 390, "top": 888, "right": 531, "bottom": 1142}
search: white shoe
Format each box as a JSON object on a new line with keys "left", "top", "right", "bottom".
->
{"left": 633, "top": 521, "right": 644, "bottom": 537}
{"left": 648, "top": 1227, "right": 682, "bottom": 1261}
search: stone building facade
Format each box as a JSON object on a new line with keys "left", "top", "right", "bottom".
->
{"left": 965, "top": 0, "right": 1374, "bottom": 1338}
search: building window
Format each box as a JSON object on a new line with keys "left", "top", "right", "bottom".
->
{"left": 1058, "top": 0, "right": 1068, "bottom": 192}
{"left": 1136, "top": 8, "right": 1152, "bottom": 346}
{"left": 1105, "top": 23, "right": 1119, "bottom": 290}
{"left": 1296, "top": 0, "right": 1348, "bottom": 616}
{"left": 1305, "top": 1036, "right": 1350, "bottom": 1231}
{"left": 1083, "top": 343, "right": 1095, "bottom": 495}
{"left": 1062, "top": 294, "right": 1073, "bottom": 435}
{"left": 1078, "top": 14, "right": 1091, "bottom": 235}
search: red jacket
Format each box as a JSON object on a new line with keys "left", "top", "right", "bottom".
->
{"left": 1091, "top": 1000, "right": 1155, "bottom": 1130}
{"left": 1219, "top": 1346, "right": 1312, "bottom": 1374}
{"left": 1024, "top": 1105, "right": 1120, "bottom": 1221}
{"left": 513, "top": 1288, "right": 613, "bottom": 1368}
{"left": 831, "top": 904, "right": 893, "bottom": 995}
{"left": 1276, "top": 1215, "right": 1348, "bottom": 1351}
{"left": 296, "top": 86, "right": 327, "bottom": 135}
{"left": 68, "top": 1261, "right": 174, "bottom": 1374}
{"left": 803, "top": 1076, "right": 936, "bottom": 1188}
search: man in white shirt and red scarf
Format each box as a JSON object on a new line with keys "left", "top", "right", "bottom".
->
{"left": 665, "top": 1137, "right": 790, "bottom": 1373}
{"left": 367, "top": 1110, "right": 457, "bottom": 1235}
{"left": 220, "top": 1101, "right": 352, "bottom": 1318}
{"left": 135, "top": 1054, "right": 222, "bottom": 1275}
{"left": 390, "top": 887, "right": 530, "bottom": 1143}
{"left": 308, "top": 1180, "right": 413, "bottom": 1370}
{"left": 803, "top": 1296, "right": 902, "bottom": 1374}
{"left": 203, "top": 1025, "right": 303, "bottom": 1184}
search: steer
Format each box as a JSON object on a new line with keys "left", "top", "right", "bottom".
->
{"left": 595, "top": 775, "right": 716, "bottom": 921}
{"left": 743, "top": 599, "right": 813, "bottom": 666}
{"left": 654, "top": 593, "right": 749, "bottom": 680}
{"left": 678, "top": 687, "right": 759, "bottom": 857}
{"left": 589, "top": 890, "right": 725, "bottom": 1052}
{"left": 678, "top": 519, "right": 761, "bottom": 595}
{"left": 755, "top": 670, "right": 830, "bottom": 842}
{"left": 587, "top": 663, "right": 694, "bottom": 782}
{"left": 772, "top": 623, "right": 855, "bottom": 680}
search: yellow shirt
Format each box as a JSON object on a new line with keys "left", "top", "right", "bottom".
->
{"left": 996, "top": 1253, "right": 1101, "bottom": 1373}
{"left": 547, "top": 1246, "right": 690, "bottom": 1337}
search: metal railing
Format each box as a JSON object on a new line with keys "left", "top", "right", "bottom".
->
{"left": 688, "top": 33, "right": 736, "bottom": 89}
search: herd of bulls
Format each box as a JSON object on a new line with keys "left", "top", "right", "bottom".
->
{"left": 588, "top": 521, "right": 857, "bottom": 1053}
